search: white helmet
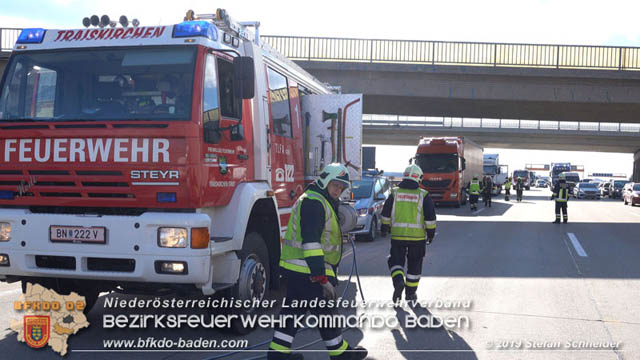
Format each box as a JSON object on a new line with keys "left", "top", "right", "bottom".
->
{"left": 403, "top": 164, "right": 423, "bottom": 184}
{"left": 315, "top": 163, "right": 350, "bottom": 189}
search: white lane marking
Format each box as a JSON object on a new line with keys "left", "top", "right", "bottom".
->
{"left": 568, "top": 233, "right": 588, "bottom": 257}
{"left": 473, "top": 208, "right": 486, "bottom": 215}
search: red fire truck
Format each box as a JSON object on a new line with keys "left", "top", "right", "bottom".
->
{"left": 0, "top": 10, "right": 362, "bottom": 319}
{"left": 414, "top": 137, "right": 483, "bottom": 207}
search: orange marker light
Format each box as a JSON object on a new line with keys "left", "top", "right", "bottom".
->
{"left": 191, "top": 228, "right": 210, "bottom": 249}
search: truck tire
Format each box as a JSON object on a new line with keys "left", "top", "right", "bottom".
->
{"left": 21, "top": 278, "right": 99, "bottom": 314}
{"left": 364, "top": 217, "right": 377, "bottom": 242}
{"left": 461, "top": 190, "right": 468, "bottom": 205}
{"left": 229, "top": 232, "right": 270, "bottom": 335}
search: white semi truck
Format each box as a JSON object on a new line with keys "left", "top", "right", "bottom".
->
{"left": 483, "top": 154, "right": 508, "bottom": 195}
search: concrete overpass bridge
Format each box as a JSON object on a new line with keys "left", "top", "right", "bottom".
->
{"left": 361, "top": 116, "right": 640, "bottom": 181}
{"left": 363, "top": 116, "right": 640, "bottom": 153}
{"left": 263, "top": 35, "right": 640, "bottom": 124}
{"left": 262, "top": 35, "right": 640, "bottom": 180}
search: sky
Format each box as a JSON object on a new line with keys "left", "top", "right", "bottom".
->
{"left": 0, "top": 0, "right": 638, "bottom": 177}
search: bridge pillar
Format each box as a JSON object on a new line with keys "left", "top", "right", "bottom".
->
{"left": 634, "top": 150, "right": 640, "bottom": 182}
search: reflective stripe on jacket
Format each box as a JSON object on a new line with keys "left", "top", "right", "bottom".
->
{"left": 280, "top": 189, "right": 342, "bottom": 276}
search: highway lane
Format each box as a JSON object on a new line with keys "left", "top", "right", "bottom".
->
{"left": 1, "top": 187, "right": 639, "bottom": 359}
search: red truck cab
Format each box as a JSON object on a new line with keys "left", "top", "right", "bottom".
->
{"left": 415, "top": 137, "right": 483, "bottom": 207}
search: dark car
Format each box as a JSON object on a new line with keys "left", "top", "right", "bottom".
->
{"left": 611, "top": 180, "right": 629, "bottom": 199}
{"left": 623, "top": 183, "right": 640, "bottom": 206}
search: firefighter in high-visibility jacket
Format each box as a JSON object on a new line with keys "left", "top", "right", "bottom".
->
{"left": 380, "top": 164, "right": 437, "bottom": 302}
{"left": 551, "top": 173, "right": 570, "bottom": 224}
{"left": 504, "top": 177, "right": 512, "bottom": 201}
{"left": 268, "top": 163, "right": 368, "bottom": 360}
{"left": 469, "top": 174, "right": 481, "bottom": 211}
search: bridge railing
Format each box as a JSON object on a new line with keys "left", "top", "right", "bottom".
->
{"left": 1, "top": 28, "right": 21, "bottom": 52}
{"left": 263, "top": 35, "right": 640, "bottom": 70}
{"left": 2, "top": 28, "right": 639, "bottom": 70}
{"left": 362, "top": 115, "right": 640, "bottom": 133}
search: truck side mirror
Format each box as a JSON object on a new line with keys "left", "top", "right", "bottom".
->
{"left": 204, "top": 121, "right": 221, "bottom": 144}
{"left": 233, "top": 56, "right": 255, "bottom": 99}
{"left": 230, "top": 123, "right": 245, "bottom": 141}
{"left": 461, "top": 158, "right": 466, "bottom": 171}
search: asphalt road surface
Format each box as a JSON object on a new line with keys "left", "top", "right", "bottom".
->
{"left": 1, "top": 187, "right": 639, "bottom": 360}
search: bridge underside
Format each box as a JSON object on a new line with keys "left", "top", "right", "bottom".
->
{"left": 363, "top": 126, "right": 640, "bottom": 153}
{"left": 298, "top": 61, "right": 640, "bottom": 123}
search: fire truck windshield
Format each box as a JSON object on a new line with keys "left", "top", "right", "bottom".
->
{"left": 415, "top": 153, "right": 458, "bottom": 173}
{"left": 0, "top": 47, "right": 196, "bottom": 121}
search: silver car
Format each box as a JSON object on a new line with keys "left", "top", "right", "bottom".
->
{"left": 574, "top": 182, "right": 600, "bottom": 199}
{"left": 349, "top": 175, "right": 391, "bottom": 242}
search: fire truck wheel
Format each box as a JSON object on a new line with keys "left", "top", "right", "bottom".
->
{"left": 21, "top": 278, "right": 99, "bottom": 314}
{"left": 229, "top": 232, "right": 270, "bottom": 335}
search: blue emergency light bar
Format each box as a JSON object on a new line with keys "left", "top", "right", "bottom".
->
{"left": 172, "top": 21, "right": 218, "bottom": 41}
{"left": 17, "top": 28, "right": 46, "bottom": 44}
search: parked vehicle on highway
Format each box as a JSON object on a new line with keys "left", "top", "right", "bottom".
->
{"left": 483, "top": 153, "right": 508, "bottom": 195}
{"left": 574, "top": 182, "right": 600, "bottom": 199}
{"left": 611, "top": 180, "right": 629, "bottom": 199}
{"left": 564, "top": 172, "right": 581, "bottom": 196}
{"left": 599, "top": 182, "right": 611, "bottom": 198}
{"left": 536, "top": 179, "right": 548, "bottom": 188}
{"left": 415, "top": 137, "right": 483, "bottom": 208}
{"left": 623, "top": 183, "right": 640, "bottom": 206}
{"left": 513, "top": 169, "right": 531, "bottom": 190}
{"left": 350, "top": 171, "right": 390, "bottom": 241}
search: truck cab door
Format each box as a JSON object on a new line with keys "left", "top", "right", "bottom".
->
{"left": 266, "top": 67, "right": 304, "bottom": 208}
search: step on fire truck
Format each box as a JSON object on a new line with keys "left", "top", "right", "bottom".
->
{"left": 0, "top": 9, "right": 362, "bottom": 329}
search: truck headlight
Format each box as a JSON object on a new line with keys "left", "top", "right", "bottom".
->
{"left": 0, "top": 223, "right": 10, "bottom": 242}
{"left": 450, "top": 193, "right": 457, "bottom": 198}
{"left": 158, "top": 228, "right": 187, "bottom": 248}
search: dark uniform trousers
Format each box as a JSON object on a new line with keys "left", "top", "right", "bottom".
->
{"left": 387, "top": 240, "right": 426, "bottom": 295}
{"left": 268, "top": 269, "right": 345, "bottom": 360}
{"left": 555, "top": 202, "right": 568, "bottom": 222}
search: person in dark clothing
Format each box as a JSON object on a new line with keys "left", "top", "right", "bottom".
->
{"left": 380, "top": 164, "right": 437, "bottom": 303}
{"left": 551, "top": 173, "right": 569, "bottom": 223}
{"left": 482, "top": 175, "right": 493, "bottom": 207}
{"left": 515, "top": 177, "right": 525, "bottom": 202}
{"left": 268, "top": 163, "right": 368, "bottom": 360}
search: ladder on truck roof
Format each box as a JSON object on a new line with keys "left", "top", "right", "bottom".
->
{"left": 187, "top": 9, "right": 332, "bottom": 95}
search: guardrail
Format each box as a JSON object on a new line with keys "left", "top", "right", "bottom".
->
{"left": 362, "top": 115, "right": 640, "bottom": 133}
{"left": 3, "top": 28, "right": 639, "bottom": 70}
{"left": 263, "top": 35, "right": 640, "bottom": 70}
{"left": 0, "top": 28, "right": 21, "bottom": 52}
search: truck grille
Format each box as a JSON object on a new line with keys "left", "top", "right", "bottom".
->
{"left": 0, "top": 169, "right": 135, "bottom": 200}
{"left": 422, "top": 180, "right": 451, "bottom": 188}
{"left": 87, "top": 258, "right": 135, "bottom": 272}
{"left": 35, "top": 255, "right": 76, "bottom": 270}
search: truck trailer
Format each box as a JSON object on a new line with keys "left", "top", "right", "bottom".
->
{"left": 0, "top": 9, "right": 363, "bottom": 323}
{"left": 414, "top": 137, "right": 483, "bottom": 207}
